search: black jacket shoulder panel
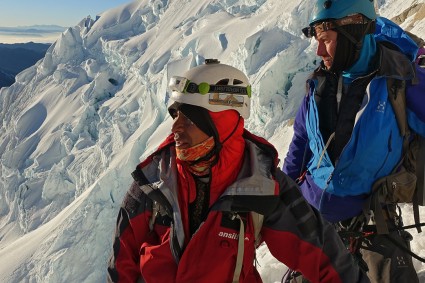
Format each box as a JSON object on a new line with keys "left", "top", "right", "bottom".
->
{"left": 377, "top": 42, "right": 415, "bottom": 80}
{"left": 122, "top": 181, "right": 152, "bottom": 219}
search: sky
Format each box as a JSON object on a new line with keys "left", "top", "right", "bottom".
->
{"left": 0, "top": 0, "right": 134, "bottom": 43}
{"left": 0, "top": 0, "right": 424, "bottom": 282}
{"left": 0, "top": 0, "right": 133, "bottom": 27}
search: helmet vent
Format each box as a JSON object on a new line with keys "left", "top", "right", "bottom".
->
{"left": 205, "top": 58, "right": 220, "bottom": 64}
{"left": 215, "top": 79, "right": 244, "bottom": 86}
{"left": 216, "top": 79, "right": 229, "bottom": 85}
{"left": 324, "top": 0, "right": 332, "bottom": 9}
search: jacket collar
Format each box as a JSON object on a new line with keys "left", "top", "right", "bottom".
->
{"left": 211, "top": 139, "right": 280, "bottom": 215}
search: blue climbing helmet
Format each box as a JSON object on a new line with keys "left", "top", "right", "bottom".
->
{"left": 312, "top": 0, "right": 376, "bottom": 24}
{"left": 302, "top": 0, "right": 377, "bottom": 38}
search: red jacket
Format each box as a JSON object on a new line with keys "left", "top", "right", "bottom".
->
{"left": 108, "top": 112, "right": 367, "bottom": 283}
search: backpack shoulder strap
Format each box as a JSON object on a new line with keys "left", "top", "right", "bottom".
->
{"left": 232, "top": 211, "right": 264, "bottom": 283}
{"left": 413, "top": 136, "right": 425, "bottom": 232}
{"left": 387, "top": 78, "right": 410, "bottom": 141}
{"left": 251, "top": 211, "right": 264, "bottom": 247}
{"left": 417, "top": 137, "right": 425, "bottom": 206}
{"left": 232, "top": 213, "right": 245, "bottom": 283}
{"left": 365, "top": 78, "right": 411, "bottom": 234}
{"left": 386, "top": 78, "right": 425, "bottom": 233}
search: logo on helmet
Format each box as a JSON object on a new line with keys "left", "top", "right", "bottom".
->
{"left": 209, "top": 93, "right": 244, "bottom": 108}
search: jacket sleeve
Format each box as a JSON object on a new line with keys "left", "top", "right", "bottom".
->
{"left": 107, "top": 181, "right": 152, "bottom": 283}
{"left": 261, "top": 171, "right": 370, "bottom": 283}
{"left": 406, "top": 65, "right": 425, "bottom": 137}
{"left": 282, "top": 93, "right": 311, "bottom": 180}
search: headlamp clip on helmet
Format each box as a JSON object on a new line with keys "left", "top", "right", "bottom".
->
{"left": 169, "top": 76, "right": 251, "bottom": 96}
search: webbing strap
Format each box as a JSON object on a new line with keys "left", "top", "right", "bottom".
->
{"left": 251, "top": 212, "right": 264, "bottom": 248}
{"left": 149, "top": 201, "right": 159, "bottom": 231}
{"left": 384, "top": 233, "right": 425, "bottom": 263}
{"left": 417, "top": 136, "right": 425, "bottom": 206}
{"left": 365, "top": 179, "right": 389, "bottom": 234}
{"left": 365, "top": 176, "right": 389, "bottom": 234}
{"left": 373, "top": 193, "right": 389, "bottom": 234}
{"left": 414, "top": 136, "right": 425, "bottom": 232}
{"left": 232, "top": 212, "right": 264, "bottom": 283}
{"left": 317, "top": 132, "right": 335, "bottom": 169}
{"left": 413, "top": 197, "right": 421, "bottom": 233}
{"left": 232, "top": 214, "right": 245, "bottom": 283}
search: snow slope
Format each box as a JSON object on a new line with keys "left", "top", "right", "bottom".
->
{"left": 0, "top": 0, "right": 424, "bottom": 282}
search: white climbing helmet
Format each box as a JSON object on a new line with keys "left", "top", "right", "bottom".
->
{"left": 168, "top": 59, "right": 252, "bottom": 119}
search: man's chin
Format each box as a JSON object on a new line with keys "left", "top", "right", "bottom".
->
{"left": 175, "top": 142, "right": 189, "bottom": 149}
{"left": 320, "top": 60, "right": 332, "bottom": 71}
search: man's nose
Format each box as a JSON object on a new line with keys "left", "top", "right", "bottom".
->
{"left": 171, "top": 111, "right": 190, "bottom": 133}
{"left": 316, "top": 41, "right": 327, "bottom": 57}
{"left": 171, "top": 115, "right": 184, "bottom": 133}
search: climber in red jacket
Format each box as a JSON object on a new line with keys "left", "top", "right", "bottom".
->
{"left": 107, "top": 59, "right": 369, "bottom": 283}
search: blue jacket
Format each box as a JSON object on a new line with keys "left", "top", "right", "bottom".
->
{"left": 282, "top": 17, "right": 425, "bottom": 222}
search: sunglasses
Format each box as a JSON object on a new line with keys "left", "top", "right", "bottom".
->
{"left": 302, "top": 14, "right": 369, "bottom": 38}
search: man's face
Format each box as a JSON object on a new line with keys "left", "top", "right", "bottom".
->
{"left": 171, "top": 110, "right": 209, "bottom": 149}
{"left": 315, "top": 29, "right": 338, "bottom": 70}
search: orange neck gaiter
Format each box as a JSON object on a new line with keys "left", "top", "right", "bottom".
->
{"left": 176, "top": 136, "right": 216, "bottom": 176}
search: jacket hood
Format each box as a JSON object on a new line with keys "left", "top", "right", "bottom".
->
{"left": 343, "top": 17, "right": 418, "bottom": 82}
{"left": 342, "top": 34, "right": 377, "bottom": 82}
{"left": 374, "top": 17, "right": 419, "bottom": 62}
{"left": 208, "top": 110, "right": 245, "bottom": 204}
{"left": 209, "top": 109, "right": 243, "bottom": 144}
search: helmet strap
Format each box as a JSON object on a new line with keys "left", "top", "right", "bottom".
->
{"left": 221, "top": 115, "right": 241, "bottom": 146}
{"left": 335, "top": 20, "right": 374, "bottom": 50}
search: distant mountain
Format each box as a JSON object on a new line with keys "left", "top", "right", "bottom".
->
{"left": 0, "top": 67, "right": 14, "bottom": 87}
{"left": 0, "top": 25, "right": 66, "bottom": 33}
{"left": 0, "top": 42, "right": 50, "bottom": 87}
{"left": 0, "top": 42, "right": 51, "bottom": 54}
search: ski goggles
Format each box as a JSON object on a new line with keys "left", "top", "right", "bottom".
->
{"left": 302, "top": 14, "right": 368, "bottom": 38}
{"left": 169, "top": 76, "right": 251, "bottom": 97}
